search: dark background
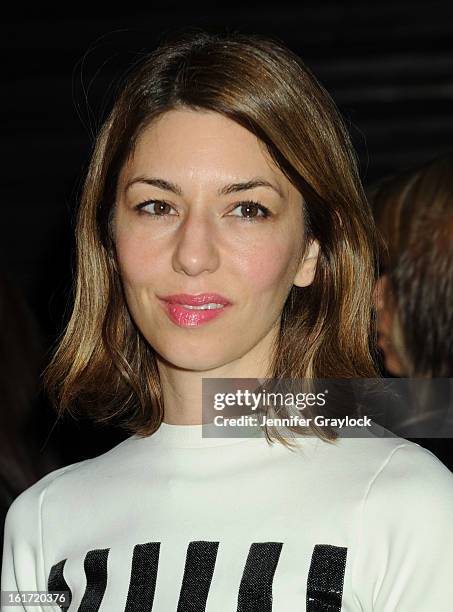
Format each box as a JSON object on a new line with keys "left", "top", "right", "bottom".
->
{"left": 2, "top": 2, "right": 453, "bottom": 467}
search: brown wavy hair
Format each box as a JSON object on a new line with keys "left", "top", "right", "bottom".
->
{"left": 43, "top": 30, "right": 380, "bottom": 446}
{"left": 369, "top": 153, "right": 453, "bottom": 377}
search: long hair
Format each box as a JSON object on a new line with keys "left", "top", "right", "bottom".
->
{"left": 369, "top": 153, "right": 453, "bottom": 378}
{"left": 43, "top": 30, "right": 380, "bottom": 447}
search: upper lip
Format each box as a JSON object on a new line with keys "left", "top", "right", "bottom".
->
{"left": 159, "top": 293, "right": 231, "bottom": 306}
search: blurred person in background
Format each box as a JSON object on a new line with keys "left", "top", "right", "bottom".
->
{"left": 370, "top": 153, "right": 453, "bottom": 465}
{"left": 371, "top": 153, "right": 453, "bottom": 378}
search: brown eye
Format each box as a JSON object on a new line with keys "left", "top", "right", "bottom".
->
{"left": 153, "top": 201, "right": 171, "bottom": 215}
{"left": 135, "top": 200, "right": 176, "bottom": 217}
{"left": 230, "top": 200, "right": 271, "bottom": 221}
{"left": 241, "top": 203, "right": 259, "bottom": 218}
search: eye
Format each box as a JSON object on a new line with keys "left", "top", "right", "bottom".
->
{"left": 133, "top": 199, "right": 272, "bottom": 222}
{"left": 229, "top": 200, "right": 272, "bottom": 222}
{"left": 134, "top": 200, "right": 176, "bottom": 217}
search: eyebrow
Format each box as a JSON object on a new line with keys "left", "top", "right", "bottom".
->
{"left": 124, "top": 176, "right": 283, "bottom": 197}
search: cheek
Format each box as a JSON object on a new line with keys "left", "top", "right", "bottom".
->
{"left": 115, "top": 233, "right": 163, "bottom": 288}
{"left": 233, "top": 237, "right": 297, "bottom": 296}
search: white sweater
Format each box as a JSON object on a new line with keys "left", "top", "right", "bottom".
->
{"left": 2, "top": 421, "right": 453, "bottom": 611}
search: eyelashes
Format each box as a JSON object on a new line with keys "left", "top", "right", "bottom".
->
{"left": 133, "top": 199, "right": 272, "bottom": 223}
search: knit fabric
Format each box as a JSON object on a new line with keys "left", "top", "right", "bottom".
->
{"left": 2, "top": 421, "right": 453, "bottom": 611}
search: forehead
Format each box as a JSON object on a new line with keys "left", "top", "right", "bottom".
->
{"left": 121, "top": 108, "right": 290, "bottom": 193}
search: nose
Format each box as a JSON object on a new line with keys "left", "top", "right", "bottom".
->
{"left": 172, "top": 208, "right": 220, "bottom": 277}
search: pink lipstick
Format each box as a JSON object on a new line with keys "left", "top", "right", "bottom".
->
{"left": 158, "top": 293, "right": 232, "bottom": 327}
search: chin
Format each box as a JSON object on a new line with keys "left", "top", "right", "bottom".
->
{"left": 154, "top": 343, "right": 234, "bottom": 372}
{"left": 161, "top": 356, "right": 231, "bottom": 373}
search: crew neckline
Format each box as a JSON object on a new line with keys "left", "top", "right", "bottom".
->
{"left": 134, "top": 420, "right": 266, "bottom": 448}
{"left": 131, "top": 420, "right": 320, "bottom": 449}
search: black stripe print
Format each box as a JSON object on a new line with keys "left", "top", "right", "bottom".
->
{"left": 306, "top": 544, "right": 347, "bottom": 611}
{"left": 47, "top": 558, "right": 72, "bottom": 610}
{"left": 78, "top": 548, "right": 110, "bottom": 612}
{"left": 47, "top": 540, "right": 349, "bottom": 610}
{"left": 176, "top": 541, "right": 219, "bottom": 612}
{"left": 236, "top": 542, "right": 283, "bottom": 612}
{"left": 124, "top": 542, "right": 160, "bottom": 612}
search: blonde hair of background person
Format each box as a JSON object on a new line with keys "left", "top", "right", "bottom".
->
{"left": 371, "top": 154, "right": 453, "bottom": 378}
{"left": 42, "top": 31, "right": 381, "bottom": 446}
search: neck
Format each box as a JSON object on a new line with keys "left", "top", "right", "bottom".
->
{"left": 156, "top": 326, "right": 278, "bottom": 425}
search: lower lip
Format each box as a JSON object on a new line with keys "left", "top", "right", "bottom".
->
{"left": 159, "top": 300, "right": 230, "bottom": 327}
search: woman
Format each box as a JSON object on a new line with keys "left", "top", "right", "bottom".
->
{"left": 371, "top": 154, "right": 453, "bottom": 379}
{"left": 2, "top": 31, "right": 453, "bottom": 611}
{"left": 370, "top": 154, "right": 453, "bottom": 458}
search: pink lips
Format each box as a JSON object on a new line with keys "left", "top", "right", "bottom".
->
{"left": 158, "top": 293, "right": 232, "bottom": 327}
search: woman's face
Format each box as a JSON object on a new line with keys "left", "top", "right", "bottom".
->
{"left": 113, "top": 108, "right": 318, "bottom": 373}
{"left": 374, "top": 274, "right": 407, "bottom": 375}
